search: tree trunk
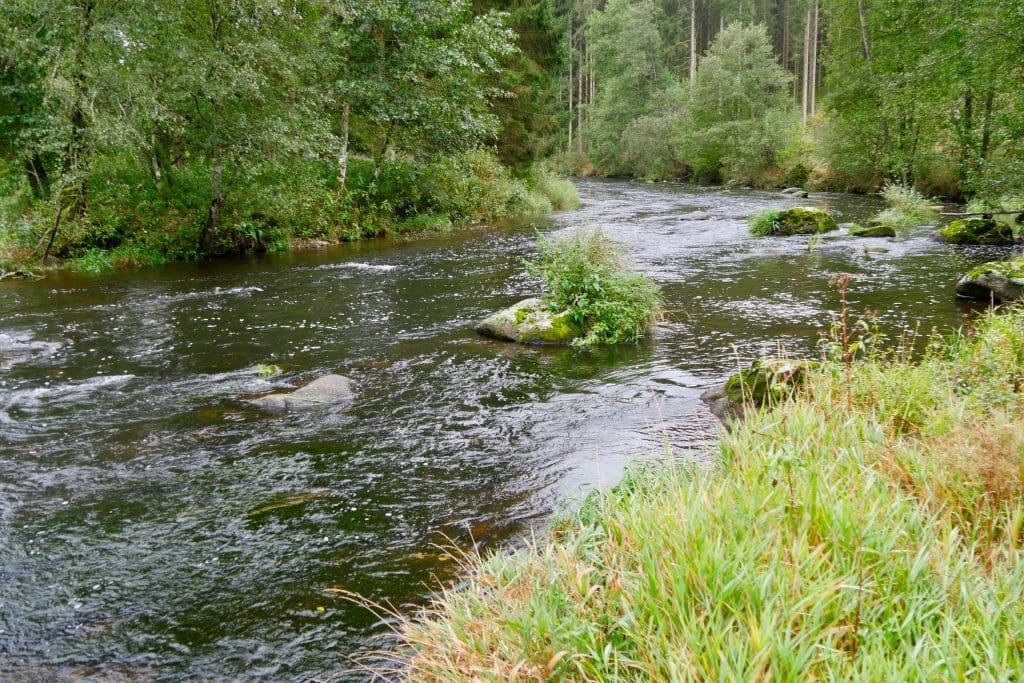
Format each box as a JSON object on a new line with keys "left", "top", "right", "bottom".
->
{"left": 689, "top": 0, "right": 697, "bottom": 81}
{"left": 577, "top": 28, "right": 584, "bottom": 154}
{"left": 200, "top": 152, "right": 224, "bottom": 254}
{"left": 801, "top": 6, "right": 811, "bottom": 124}
{"left": 568, "top": 20, "right": 574, "bottom": 153}
{"left": 809, "top": 1, "right": 818, "bottom": 118}
{"left": 338, "top": 100, "right": 350, "bottom": 188}
{"left": 372, "top": 122, "right": 396, "bottom": 184}
{"left": 25, "top": 154, "right": 50, "bottom": 199}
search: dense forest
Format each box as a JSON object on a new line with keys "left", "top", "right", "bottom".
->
{"left": 1, "top": 0, "right": 1023, "bottom": 272}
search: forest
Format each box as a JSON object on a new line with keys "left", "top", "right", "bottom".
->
{"left": 1, "top": 0, "right": 1023, "bottom": 272}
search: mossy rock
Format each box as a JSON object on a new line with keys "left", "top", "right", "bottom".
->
{"left": 773, "top": 207, "right": 838, "bottom": 236}
{"left": 955, "top": 259, "right": 1024, "bottom": 302}
{"left": 938, "top": 218, "right": 1014, "bottom": 245}
{"left": 849, "top": 223, "right": 897, "bottom": 238}
{"left": 475, "top": 298, "right": 582, "bottom": 345}
{"left": 724, "top": 358, "right": 815, "bottom": 406}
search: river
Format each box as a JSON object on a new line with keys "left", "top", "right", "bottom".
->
{"left": 0, "top": 179, "right": 1008, "bottom": 680}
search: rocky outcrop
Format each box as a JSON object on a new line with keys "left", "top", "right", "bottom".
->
{"left": 955, "top": 260, "right": 1024, "bottom": 302}
{"left": 725, "top": 358, "right": 814, "bottom": 405}
{"left": 248, "top": 374, "right": 355, "bottom": 411}
{"left": 475, "top": 298, "right": 582, "bottom": 345}
{"left": 772, "top": 207, "right": 838, "bottom": 236}
{"left": 938, "top": 218, "right": 1015, "bottom": 245}
{"left": 703, "top": 358, "right": 815, "bottom": 426}
{"left": 849, "top": 223, "right": 897, "bottom": 238}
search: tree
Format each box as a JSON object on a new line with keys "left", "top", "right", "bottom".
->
{"left": 587, "top": 0, "right": 675, "bottom": 173}
{"left": 678, "top": 22, "right": 793, "bottom": 182}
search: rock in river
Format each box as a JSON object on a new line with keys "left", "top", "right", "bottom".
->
{"left": 475, "top": 298, "right": 582, "bottom": 345}
{"left": 248, "top": 374, "right": 355, "bottom": 411}
{"left": 955, "top": 259, "right": 1024, "bottom": 302}
{"left": 770, "top": 207, "right": 838, "bottom": 236}
{"left": 938, "top": 218, "right": 1015, "bottom": 245}
{"left": 702, "top": 357, "right": 815, "bottom": 426}
{"left": 849, "top": 223, "right": 897, "bottom": 238}
{"left": 682, "top": 210, "right": 711, "bottom": 220}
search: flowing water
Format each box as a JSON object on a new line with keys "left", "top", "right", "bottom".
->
{"left": 0, "top": 179, "right": 1011, "bottom": 681}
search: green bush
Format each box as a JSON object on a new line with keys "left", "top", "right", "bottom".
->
{"left": 749, "top": 209, "right": 782, "bottom": 236}
{"left": 527, "top": 228, "right": 661, "bottom": 347}
{"left": 868, "top": 181, "right": 939, "bottom": 228}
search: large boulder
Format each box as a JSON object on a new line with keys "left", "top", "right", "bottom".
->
{"left": 773, "top": 207, "right": 838, "bottom": 236}
{"left": 702, "top": 358, "right": 815, "bottom": 426}
{"left": 955, "top": 259, "right": 1024, "bottom": 302}
{"left": 475, "top": 298, "right": 582, "bottom": 345}
{"left": 248, "top": 374, "right": 355, "bottom": 411}
{"left": 938, "top": 218, "right": 1015, "bottom": 245}
{"left": 849, "top": 223, "right": 897, "bottom": 238}
{"left": 725, "top": 358, "right": 814, "bottom": 406}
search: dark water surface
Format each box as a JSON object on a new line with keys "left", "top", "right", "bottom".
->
{"left": 0, "top": 179, "right": 1010, "bottom": 680}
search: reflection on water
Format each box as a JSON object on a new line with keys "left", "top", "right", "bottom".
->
{"left": 0, "top": 179, "right": 1009, "bottom": 680}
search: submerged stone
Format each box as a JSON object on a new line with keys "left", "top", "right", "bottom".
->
{"left": 682, "top": 210, "right": 711, "bottom": 220}
{"left": 771, "top": 207, "right": 838, "bottom": 236}
{"left": 938, "top": 218, "right": 1014, "bottom": 245}
{"left": 849, "top": 223, "right": 897, "bottom": 238}
{"left": 248, "top": 373, "right": 355, "bottom": 411}
{"left": 955, "top": 259, "right": 1024, "bottom": 302}
{"left": 475, "top": 298, "right": 582, "bottom": 345}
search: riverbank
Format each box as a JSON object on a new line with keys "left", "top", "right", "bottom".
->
{"left": 401, "top": 305, "right": 1024, "bottom": 679}
{"left": 0, "top": 152, "right": 578, "bottom": 277}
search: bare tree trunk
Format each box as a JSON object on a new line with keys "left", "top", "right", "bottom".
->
{"left": 25, "top": 154, "right": 49, "bottom": 199}
{"left": 39, "top": 193, "right": 67, "bottom": 264}
{"left": 568, "top": 21, "right": 573, "bottom": 154}
{"left": 856, "top": 0, "right": 872, "bottom": 61}
{"left": 338, "top": 101, "right": 350, "bottom": 188}
{"left": 200, "top": 151, "right": 224, "bottom": 254}
{"left": 689, "top": 0, "right": 697, "bottom": 81}
{"left": 577, "top": 26, "right": 584, "bottom": 155}
{"left": 809, "top": 0, "right": 818, "bottom": 118}
{"left": 801, "top": 6, "right": 810, "bottom": 124}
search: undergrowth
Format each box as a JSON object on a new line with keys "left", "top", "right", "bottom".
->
{"left": 527, "top": 229, "right": 661, "bottom": 347}
{"left": 399, "top": 304, "right": 1024, "bottom": 680}
{"left": 749, "top": 208, "right": 781, "bottom": 236}
{"left": 869, "top": 181, "right": 939, "bottom": 228}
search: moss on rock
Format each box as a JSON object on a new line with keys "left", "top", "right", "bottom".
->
{"left": 724, "top": 358, "right": 815, "bottom": 406}
{"left": 753, "top": 207, "right": 838, "bottom": 236}
{"left": 939, "top": 218, "right": 1014, "bottom": 245}
{"left": 475, "top": 298, "right": 583, "bottom": 345}
{"left": 849, "top": 223, "right": 897, "bottom": 238}
{"left": 955, "top": 259, "right": 1024, "bottom": 302}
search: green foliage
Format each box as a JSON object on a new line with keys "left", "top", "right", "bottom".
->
{"left": 749, "top": 208, "right": 781, "bottom": 236}
{"left": 527, "top": 229, "right": 661, "bottom": 347}
{"left": 868, "top": 182, "right": 939, "bottom": 228}
{"left": 678, "top": 23, "right": 794, "bottom": 184}
{"left": 256, "top": 363, "right": 282, "bottom": 378}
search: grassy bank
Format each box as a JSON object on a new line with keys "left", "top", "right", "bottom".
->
{"left": 0, "top": 150, "right": 578, "bottom": 276}
{"left": 401, "top": 307, "right": 1024, "bottom": 680}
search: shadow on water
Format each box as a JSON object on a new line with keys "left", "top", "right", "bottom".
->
{"left": 0, "top": 178, "right": 1012, "bottom": 680}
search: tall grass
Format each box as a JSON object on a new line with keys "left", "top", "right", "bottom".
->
{"left": 528, "top": 229, "right": 661, "bottom": 347}
{"left": 749, "top": 208, "right": 782, "bottom": 236}
{"left": 400, "top": 306, "right": 1024, "bottom": 680}
{"left": 870, "top": 181, "right": 939, "bottom": 228}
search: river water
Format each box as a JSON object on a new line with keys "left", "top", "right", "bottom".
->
{"left": 0, "top": 179, "right": 1009, "bottom": 680}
